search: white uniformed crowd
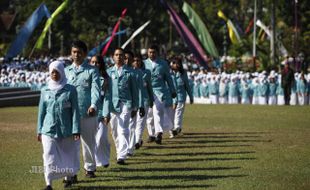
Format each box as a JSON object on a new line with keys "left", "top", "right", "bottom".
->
{"left": 1, "top": 56, "right": 309, "bottom": 106}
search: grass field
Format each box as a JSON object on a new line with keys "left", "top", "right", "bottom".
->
{"left": 0, "top": 105, "right": 309, "bottom": 190}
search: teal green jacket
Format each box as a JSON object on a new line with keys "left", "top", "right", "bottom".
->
{"left": 107, "top": 65, "right": 138, "bottom": 113}
{"left": 296, "top": 79, "right": 308, "bottom": 94}
{"left": 98, "top": 76, "right": 111, "bottom": 119}
{"left": 144, "top": 58, "right": 176, "bottom": 104}
{"left": 65, "top": 62, "right": 100, "bottom": 118}
{"left": 132, "top": 68, "right": 144, "bottom": 108}
{"left": 140, "top": 69, "right": 154, "bottom": 108}
{"left": 171, "top": 71, "right": 193, "bottom": 104}
{"left": 37, "top": 84, "right": 80, "bottom": 138}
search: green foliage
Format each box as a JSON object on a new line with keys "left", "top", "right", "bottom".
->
{"left": 2, "top": 0, "right": 310, "bottom": 65}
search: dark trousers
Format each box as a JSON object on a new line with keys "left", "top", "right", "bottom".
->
{"left": 283, "top": 86, "right": 291, "bottom": 105}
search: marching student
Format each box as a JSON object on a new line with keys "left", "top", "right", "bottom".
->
{"left": 65, "top": 40, "right": 100, "bottom": 179}
{"left": 251, "top": 77, "right": 260, "bottom": 105}
{"left": 124, "top": 50, "right": 145, "bottom": 156}
{"left": 89, "top": 55, "right": 111, "bottom": 168}
{"left": 240, "top": 76, "right": 251, "bottom": 104}
{"left": 268, "top": 74, "right": 277, "bottom": 105}
{"left": 219, "top": 75, "right": 228, "bottom": 104}
{"left": 132, "top": 54, "right": 154, "bottom": 148}
{"left": 143, "top": 44, "right": 176, "bottom": 144}
{"left": 258, "top": 75, "right": 268, "bottom": 105}
{"left": 208, "top": 73, "right": 219, "bottom": 104}
{"left": 276, "top": 75, "right": 285, "bottom": 105}
{"left": 170, "top": 57, "right": 193, "bottom": 138}
{"left": 107, "top": 47, "right": 138, "bottom": 164}
{"left": 228, "top": 75, "right": 239, "bottom": 104}
{"left": 37, "top": 60, "right": 80, "bottom": 190}
{"left": 296, "top": 73, "right": 308, "bottom": 105}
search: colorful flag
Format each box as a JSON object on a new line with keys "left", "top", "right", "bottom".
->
{"left": 182, "top": 2, "right": 218, "bottom": 58}
{"left": 256, "top": 20, "right": 288, "bottom": 56}
{"left": 121, "top": 20, "right": 150, "bottom": 49}
{"left": 101, "top": 9, "right": 127, "bottom": 56}
{"left": 5, "top": 4, "right": 50, "bottom": 59}
{"left": 34, "top": 0, "right": 69, "bottom": 49}
{"left": 160, "top": 0, "right": 208, "bottom": 66}
{"left": 217, "top": 10, "right": 241, "bottom": 44}
{"left": 245, "top": 18, "right": 254, "bottom": 34}
{"left": 88, "top": 29, "right": 127, "bottom": 57}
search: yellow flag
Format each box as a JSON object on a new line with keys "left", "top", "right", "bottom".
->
{"left": 35, "top": 0, "right": 68, "bottom": 49}
{"left": 218, "top": 10, "right": 241, "bottom": 44}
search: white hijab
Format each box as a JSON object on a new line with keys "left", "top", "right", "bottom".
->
{"left": 48, "top": 60, "right": 67, "bottom": 91}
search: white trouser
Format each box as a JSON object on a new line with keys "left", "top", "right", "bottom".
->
{"left": 152, "top": 96, "right": 165, "bottom": 134}
{"left": 277, "top": 95, "right": 285, "bottom": 105}
{"left": 95, "top": 121, "right": 110, "bottom": 167}
{"left": 219, "top": 96, "right": 227, "bottom": 104}
{"left": 290, "top": 93, "right": 297, "bottom": 105}
{"left": 163, "top": 106, "right": 174, "bottom": 132}
{"left": 110, "top": 104, "right": 131, "bottom": 160}
{"left": 252, "top": 96, "right": 259, "bottom": 105}
{"left": 128, "top": 114, "right": 137, "bottom": 155}
{"left": 146, "top": 107, "right": 155, "bottom": 137}
{"left": 42, "top": 135, "right": 76, "bottom": 186}
{"left": 80, "top": 116, "right": 97, "bottom": 171}
{"left": 259, "top": 96, "right": 267, "bottom": 105}
{"left": 298, "top": 94, "right": 307, "bottom": 105}
{"left": 228, "top": 96, "right": 238, "bottom": 104}
{"left": 173, "top": 103, "right": 185, "bottom": 130}
{"left": 268, "top": 96, "right": 277, "bottom": 105}
{"left": 241, "top": 98, "right": 250, "bottom": 104}
{"left": 135, "top": 107, "right": 149, "bottom": 144}
{"left": 210, "top": 95, "right": 218, "bottom": 104}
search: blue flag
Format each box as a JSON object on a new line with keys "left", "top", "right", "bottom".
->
{"left": 6, "top": 3, "right": 50, "bottom": 59}
{"left": 88, "top": 29, "right": 127, "bottom": 57}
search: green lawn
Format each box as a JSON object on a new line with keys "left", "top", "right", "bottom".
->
{"left": 0, "top": 105, "right": 309, "bottom": 190}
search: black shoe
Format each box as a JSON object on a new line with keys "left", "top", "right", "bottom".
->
{"left": 172, "top": 130, "right": 178, "bottom": 136}
{"left": 43, "top": 185, "right": 53, "bottom": 190}
{"left": 72, "top": 175, "right": 78, "bottom": 184}
{"left": 135, "top": 143, "right": 140, "bottom": 149}
{"left": 147, "top": 136, "right": 155, "bottom": 143}
{"left": 127, "top": 153, "right": 133, "bottom": 157}
{"left": 85, "top": 171, "right": 96, "bottom": 178}
{"left": 177, "top": 128, "right": 182, "bottom": 134}
{"left": 117, "top": 159, "right": 126, "bottom": 165}
{"left": 64, "top": 180, "right": 72, "bottom": 188}
{"left": 155, "top": 132, "right": 163, "bottom": 144}
{"left": 103, "top": 164, "right": 109, "bottom": 168}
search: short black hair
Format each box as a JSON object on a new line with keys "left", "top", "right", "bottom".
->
{"left": 113, "top": 47, "right": 124, "bottom": 55}
{"left": 124, "top": 50, "right": 134, "bottom": 58}
{"left": 148, "top": 44, "right": 159, "bottom": 52}
{"left": 71, "top": 40, "right": 88, "bottom": 53}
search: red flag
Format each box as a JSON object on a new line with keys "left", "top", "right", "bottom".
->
{"left": 101, "top": 8, "right": 127, "bottom": 56}
{"left": 245, "top": 18, "right": 254, "bottom": 34}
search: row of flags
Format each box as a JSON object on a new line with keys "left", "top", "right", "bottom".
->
{"left": 5, "top": 0, "right": 285, "bottom": 65}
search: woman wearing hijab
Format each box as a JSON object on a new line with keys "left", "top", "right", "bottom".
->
{"left": 37, "top": 60, "right": 80, "bottom": 190}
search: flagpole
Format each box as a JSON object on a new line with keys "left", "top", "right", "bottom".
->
{"left": 270, "top": 0, "right": 276, "bottom": 67}
{"left": 252, "top": 0, "right": 257, "bottom": 71}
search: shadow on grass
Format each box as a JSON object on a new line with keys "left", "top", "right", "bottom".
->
{"left": 164, "top": 139, "right": 272, "bottom": 144}
{"left": 106, "top": 166, "right": 241, "bottom": 173}
{"left": 135, "top": 151, "right": 256, "bottom": 157}
{"left": 71, "top": 184, "right": 216, "bottom": 189}
{"left": 184, "top": 132, "right": 268, "bottom": 135}
{"left": 128, "top": 157, "right": 256, "bottom": 165}
{"left": 143, "top": 144, "right": 253, "bottom": 149}
{"left": 176, "top": 135, "right": 262, "bottom": 139}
